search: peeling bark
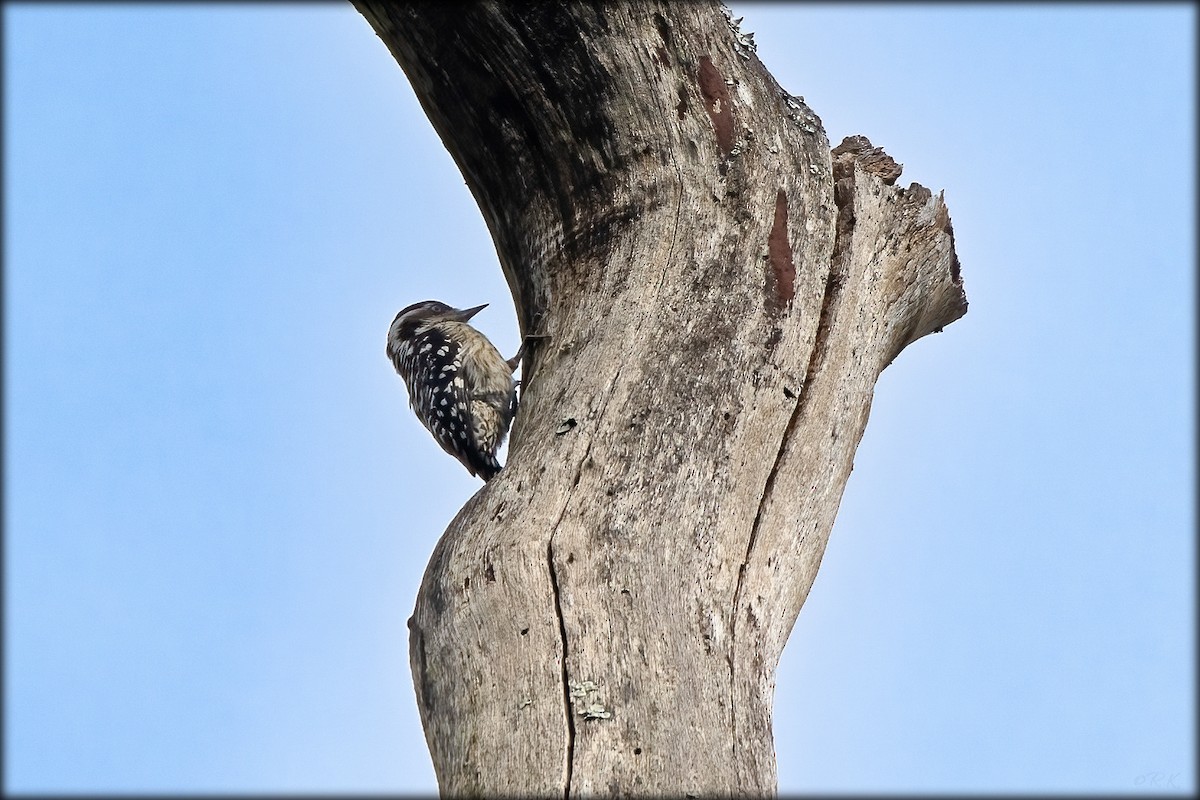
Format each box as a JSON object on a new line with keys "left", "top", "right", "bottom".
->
{"left": 354, "top": 2, "right": 966, "bottom": 796}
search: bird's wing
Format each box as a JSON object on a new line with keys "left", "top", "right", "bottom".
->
{"left": 402, "top": 327, "right": 477, "bottom": 471}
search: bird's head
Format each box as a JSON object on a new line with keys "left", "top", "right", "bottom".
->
{"left": 387, "top": 300, "right": 488, "bottom": 353}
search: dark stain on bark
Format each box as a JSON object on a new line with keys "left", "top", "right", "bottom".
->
{"left": 936, "top": 203, "right": 962, "bottom": 283}
{"left": 766, "top": 190, "right": 796, "bottom": 308}
{"left": 651, "top": 16, "right": 672, "bottom": 67}
{"left": 653, "top": 12, "right": 672, "bottom": 48}
{"left": 491, "top": 8, "right": 619, "bottom": 247}
{"left": 563, "top": 201, "right": 643, "bottom": 266}
{"left": 413, "top": 626, "right": 435, "bottom": 716}
{"left": 588, "top": 1, "right": 611, "bottom": 34}
{"left": 676, "top": 85, "right": 689, "bottom": 120}
{"left": 697, "top": 55, "right": 734, "bottom": 156}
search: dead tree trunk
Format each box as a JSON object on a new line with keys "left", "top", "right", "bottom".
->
{"left": 354, "top": 2, "right": 966, "bottom": 796}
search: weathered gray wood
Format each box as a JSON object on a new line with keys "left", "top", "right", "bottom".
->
{"left": 353, "top": 2, "right": 967, "bottom": 796}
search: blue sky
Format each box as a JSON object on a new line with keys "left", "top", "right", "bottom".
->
{"left": 4, "top": 3, "right": 1194, "bottom": 795}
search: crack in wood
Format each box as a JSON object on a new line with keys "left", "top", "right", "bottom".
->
{"left": 728, "top": 180, "right": 849, "bottom": 777}
{"left": 546, "top": 538, "right": 574, "bottom": 798}
{"left": 544, "top": 364, "right": 623, "bottom": 797}
{"left": 728, "top": 383, "right": 802, "bottom": 781}
{"left": 545, "top": 437, "right": 596, "bottom": 797}
{"left": 658, "top": 137, "right": 686, "bottom": 299}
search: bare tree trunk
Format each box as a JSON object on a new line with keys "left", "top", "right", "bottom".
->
{"left": 354, "top": 2, "right": 966, "bottom": 796}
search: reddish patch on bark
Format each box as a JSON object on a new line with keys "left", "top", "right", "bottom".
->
{"left": 697, "top": 55, "right": 734, "bottom": 156}
{"left": 767, "top": 190, "right": 796, "bottom": 307}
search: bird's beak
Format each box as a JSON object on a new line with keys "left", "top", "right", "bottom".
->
{"left": 456, "top": 303, "right": 488, "bottom": 321}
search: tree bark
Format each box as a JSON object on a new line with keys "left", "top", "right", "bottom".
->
{"left": 354, "top": 2, "right": 966, "bottom": 796}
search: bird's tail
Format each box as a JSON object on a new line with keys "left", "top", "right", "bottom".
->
{"left": 468, "top": 452, "right": 503, "bottom": 481}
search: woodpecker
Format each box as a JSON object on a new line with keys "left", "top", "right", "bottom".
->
{"left": 386, "top": 300, "right": 520, "bottom": 481}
